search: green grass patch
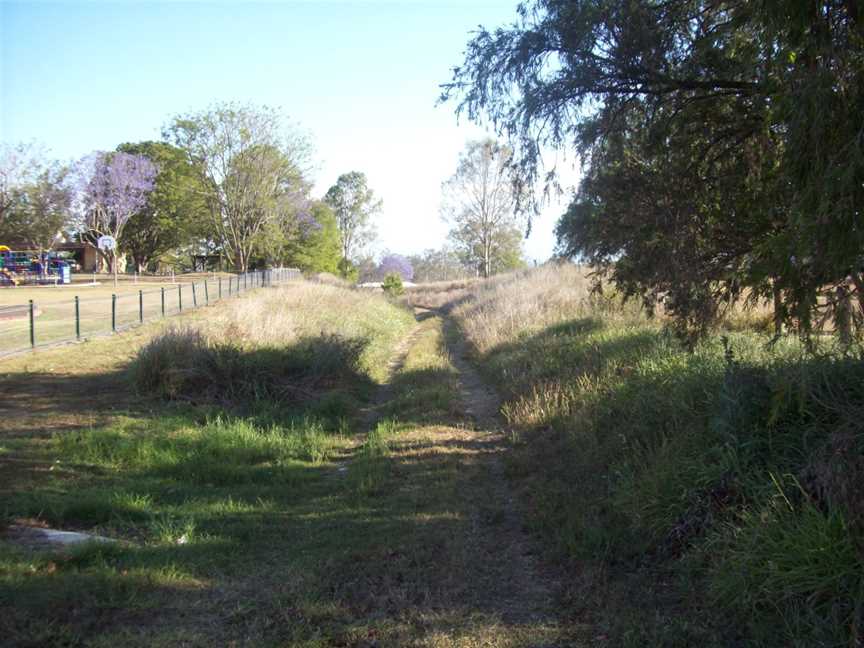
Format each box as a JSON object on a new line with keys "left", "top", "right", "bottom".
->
{"left": 457, "top": 302, "right": 864, "bottom": 646}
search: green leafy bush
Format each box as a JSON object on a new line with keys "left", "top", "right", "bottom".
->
{"left": 382, "top": 272, "right": 404, "bottom": 296}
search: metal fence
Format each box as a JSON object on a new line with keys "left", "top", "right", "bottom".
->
{"left": 0, "top": 267, "right": 301, "bottom": 358}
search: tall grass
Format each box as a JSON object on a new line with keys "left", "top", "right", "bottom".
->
{"left": 450, "top": 263, "right": 641, "bottom": 355}
{"left": 130, "top": 282, "right": 415, "bottom": 406}
{"left": 449, "top": 265, "right": 864, "bottom": 646}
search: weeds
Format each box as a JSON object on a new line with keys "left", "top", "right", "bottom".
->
{"left": 448, "top": 266, "right": 864, "bottom": 646}
{"left": 130, "top": 281, "right": 414, "bottom": 408}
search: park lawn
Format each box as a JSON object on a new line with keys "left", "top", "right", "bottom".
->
{"left": 0, "top": 274, "right": 270, "bottom": 356}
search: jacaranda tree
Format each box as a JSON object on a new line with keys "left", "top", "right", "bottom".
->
{"left": 76, "top": 151, "right": 157, "bottom": 278}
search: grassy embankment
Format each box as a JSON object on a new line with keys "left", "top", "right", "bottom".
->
{"left": 418, "top": 264, "right": 864, "bottom": 647}
{"left": 0, "top": 280, "right": 418, "bottom": 646}
{"left": 1, "top": 278, "right": 576, "bottom": 646}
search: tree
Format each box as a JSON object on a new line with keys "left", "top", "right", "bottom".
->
{"left": 0, "top": 145, "right": 73, "bottom": 259}
{"left": 0, "top": 161, "right": 72, "bottom": 258}
{"left": 75, "top": 151, "right": 157, "bottom": 279}
{"left": 0, "top": 143, "right": 39, "bottom": 225}
{"left": 116, "top": 141, "right": 210, "bottom": 272}
{"left": 279, "top": 201, "right": 342, "bottom": 274}
{"left": 377, "top": 253, "right": 413, "bottom": 282}
{"left": 441, "top": 139, "right": 525, "bottom": 278}
{"left": 323, "top": 171, "right": 380, "bottom": 263}
{"left": 163, "top": 103, "right": 312, "bottom": 273}
{"left": 443, "top": 0, "right": 864, "bottom": 343}
{"left": 407, "top": 247, "right": 472, "bottom": 283}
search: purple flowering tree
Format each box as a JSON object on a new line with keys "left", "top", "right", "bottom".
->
{"left": 378, "top": 254, "right": 413, "bottom": 281}
{"left": 76, "top": 151, "right": 157, "bottom": 279}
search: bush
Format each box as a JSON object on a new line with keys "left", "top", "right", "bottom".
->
{"left": 338, "top": 258, "right": 358, "bottom": 282}
{"left": 382, "top": 272, "right": 404, "bottom": 296}
{"left": 448, "top": 266, "right": 864, "bottom": 646}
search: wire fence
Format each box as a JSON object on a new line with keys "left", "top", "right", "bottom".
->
{"left": 0, "top": 267, "right": 301, "bottom": 358}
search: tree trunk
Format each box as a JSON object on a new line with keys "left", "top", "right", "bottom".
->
{"left": 772, "top": 280, "right": 784, "bottom": 337}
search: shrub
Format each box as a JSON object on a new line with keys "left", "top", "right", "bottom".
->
{"left": 382, "top": 273, "right": 404, "bottom": 296}
{"left": 338, "top": 258, "right": 358, "bottom": 282}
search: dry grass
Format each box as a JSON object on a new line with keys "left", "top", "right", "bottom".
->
{"left": 442, "top": 264, "right": 864, "bottom": 647}
{"left": 307, "top": 271, "right": 353, "bottom": 288}
{"left": 449, "top": 263, "right": 642, "bottom": 355}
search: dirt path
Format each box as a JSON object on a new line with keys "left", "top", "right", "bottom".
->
{"left": 353, "top": 306, "right": 574, "bottom": 644}
{"left": 357, "top": 313, "right": 433, "bottom": 431}
{"left": 441, "top": 312, "right": 561, "bottom": 627}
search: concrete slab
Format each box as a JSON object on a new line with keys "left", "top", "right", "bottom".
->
{"left": 4, "top": 524, "right": 116, "bottom": 551}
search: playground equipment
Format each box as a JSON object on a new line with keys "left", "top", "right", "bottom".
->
{"left": 0, "top": 245, "right": 71, "bottom": 286}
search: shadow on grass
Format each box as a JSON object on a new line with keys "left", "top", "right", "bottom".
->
{"left": 478, "top": 316, "right": 664, "bottom": 400}
{"left": 1, "top": 320, "right": 572, "bottom": 646}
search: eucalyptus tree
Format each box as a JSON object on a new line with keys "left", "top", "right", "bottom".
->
{"left": 0, "top": 163, "right": 73, "bottom": 257}
{"left": 164, "top": 103, "right": 312, "bottom": 273}
{"left": 441, "top": 139, "right": 526, "bottom": 278}
{"left": 0, "top": 143, "right": 35, "bottom": 224}
{"left": 0, "top": 145, "right": 73, "bottom": 257}
{"left": 407, "top": 247, "right": 472, "bottom": 283}
{"left": 323, "top": 171, "right": 380, "bottom": 263}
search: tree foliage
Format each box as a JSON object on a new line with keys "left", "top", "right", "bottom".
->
{"left": 116, "top": 141, "right": 210, "bottom": 271}
{"left": 280, "top": 201, "right": 342, "bottom": 274}
{"left": 75, "top": 151, "right": 157, "bottom": 274}
{"left": 445, "top": 0, "right": 864, "bottom": 343}
{"left": 407, "top": 247, "right": 472, "bottom": 283}
{"left": 381, "top": 272, "right": 404, "bottom": 296}
{"left": 377, "top": 253, "right": 413, "bottom": 281}
{"left": 0, "top": 143, "right": 45, "bottom": 225}
{"left": 323, "top": 171, "right": 380, "bottom": 263}
{"left": 0, "top": 148, "right": 72, "bottom": 254}
{"left": 163, "top": 103, "right": 312, "bottom": 272}
{"left": 442, "top": 139, "right": 526, "bottom": 278}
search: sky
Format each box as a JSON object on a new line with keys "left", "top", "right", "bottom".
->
{"left": 0, "top": 0, "right": 580, "bottom": 263}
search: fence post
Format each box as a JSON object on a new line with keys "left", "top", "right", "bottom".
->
{"left": 204, "top": 279, "right": 209, "bottom": 305}
{"left": 139, "top": 290, "right": 144, "bottom": 324}
{"left": 111, "top": 294, "right": 117, "bottom": 332}
{"left": 161, "top": 287, "right": 165, "bottom": 317}
{"left": 192, "top": 282, "right": 197, "bottom": 307}
{"left": 178, "top": 284, "right": 183, "bottom": 312}
{"left": 29, "top": 300, "right": 35, "bottom": 348}
{"left": 75, "top": 296, "right": 80, "bottom": 340}
{"left": 218, "top": 276, "right": 222, "bottom": 300}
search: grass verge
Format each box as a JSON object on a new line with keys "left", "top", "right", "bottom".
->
{"left": 446, "top": 266, "right": 864, "bottom": 647}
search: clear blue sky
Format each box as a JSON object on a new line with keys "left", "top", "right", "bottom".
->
{"left": 0, "top": 0, "right": 577, "bottom": 262}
